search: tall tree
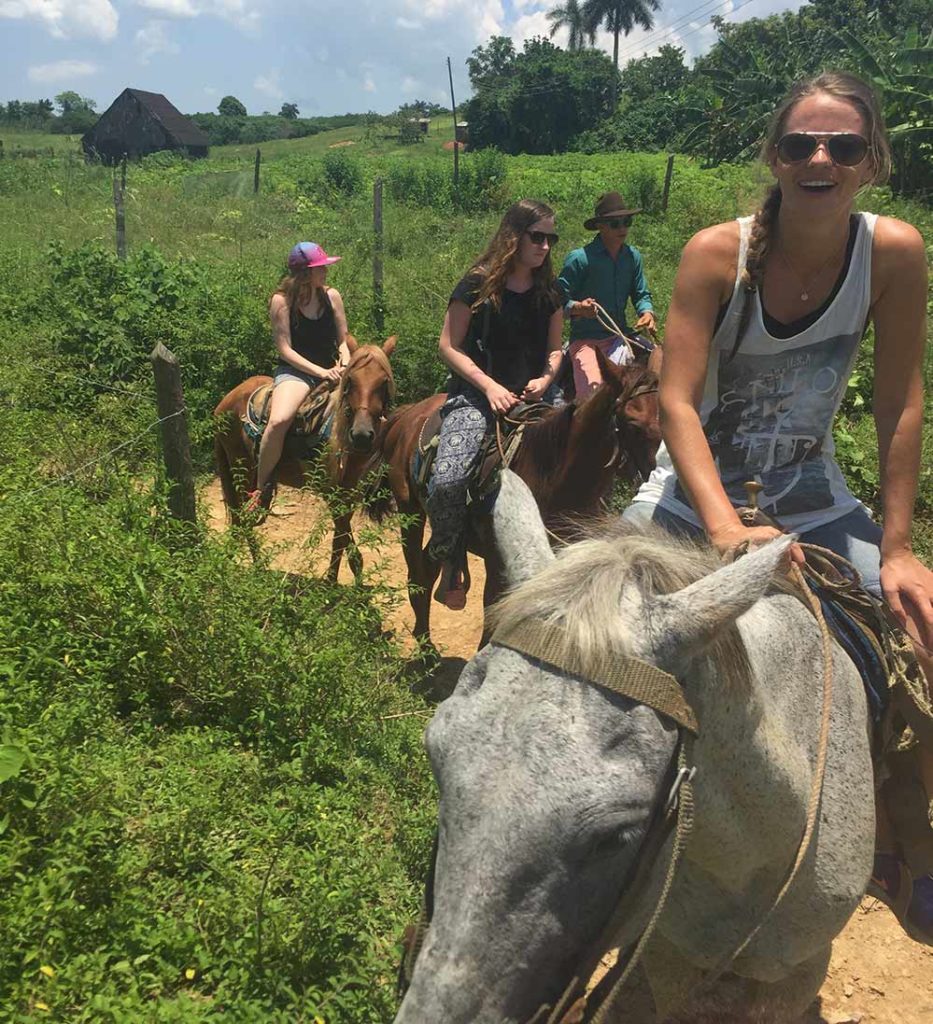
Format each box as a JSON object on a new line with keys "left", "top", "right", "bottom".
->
{"left": 218, "top": 95, "right": 247, "bottom": 117}
{"left": 583, "top": 0, "right": 661, "bottom": 106}
{"left": 279, "top": 102, "right": 299, "bottom": 119}
{"left": 548, "top": 0, "right": 596, "bottom": 51}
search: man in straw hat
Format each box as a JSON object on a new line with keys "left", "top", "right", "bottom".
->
{"left": 558, "top": 191, "right": 657, "bottom": 396}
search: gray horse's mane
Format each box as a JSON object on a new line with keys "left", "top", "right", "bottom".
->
{"left": 490, "top": 519, "right": 754, "bottom": 690}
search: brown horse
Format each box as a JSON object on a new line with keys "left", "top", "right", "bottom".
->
{"left": 213, "top": 336, "right": 396, "bottom": 581}
{"left": 376, "top": 350, "right": 659, "bottom": 647}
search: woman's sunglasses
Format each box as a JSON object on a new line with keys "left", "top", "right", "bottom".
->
{"left": 526, "top": 230, "right": 559, "bottom": 246}
{"left": 776, "top": 132, "right": 869, "bottom": 167}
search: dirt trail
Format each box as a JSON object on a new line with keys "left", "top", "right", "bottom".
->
{"left": 205, "top": 480, "right": 932, "bottom": 1023}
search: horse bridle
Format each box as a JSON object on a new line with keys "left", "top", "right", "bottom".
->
{"left": 400, "top": 560, "right": 836, "bottom": 1024}
{"left": 397, "top": 618, "right": 700, "bottom": 1024}
{"left": 606, "top": 368, "right": 659, "bottom": 477}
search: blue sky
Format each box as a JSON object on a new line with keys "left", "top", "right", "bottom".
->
{"left": 1, "top": 0, "right": 805, "bottom": 117}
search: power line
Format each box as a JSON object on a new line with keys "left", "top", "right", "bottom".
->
{"left": 614, "top": 0, "right": 765, "bottom": 66}
{"left": 612, "top": 0, "right": 735, "bottom": 64}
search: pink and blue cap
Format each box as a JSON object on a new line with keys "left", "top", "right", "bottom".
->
{"left": 287, "top": 241, "right": 341, "bottom": 271}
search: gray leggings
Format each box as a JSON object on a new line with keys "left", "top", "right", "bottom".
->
{"left": 426, "top": 383, "right": 563, "bottom": 562}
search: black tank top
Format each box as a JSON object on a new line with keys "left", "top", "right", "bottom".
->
{"left": 290, "top": 298, "right": 338, "bottom": 368}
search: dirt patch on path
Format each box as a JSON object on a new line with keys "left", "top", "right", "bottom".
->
{"left": 204, "top": 479, "right": 932, "bottom": 1023}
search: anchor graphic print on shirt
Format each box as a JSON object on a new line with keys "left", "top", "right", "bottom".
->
{"left": 674, "top": 331, "right": 862, "bottom": 519}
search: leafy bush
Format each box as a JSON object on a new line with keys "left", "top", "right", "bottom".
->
{"left": 0, "top": 423, "right": 435, "bottom": 1021}
{"left": 384, "top": 148, "right": 507, "bottom": 212}
{"left": 322, "top": 151, "right": 365, "bottom": 199}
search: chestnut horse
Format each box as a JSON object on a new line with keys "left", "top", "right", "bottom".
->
{"left": 376, "top": 350, "right": 659, "bottom": 647}
{"left": 213, "top": 336, "right": 396, "bottom": 581}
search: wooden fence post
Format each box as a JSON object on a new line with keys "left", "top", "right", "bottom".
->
{"left": 254, "top": 148, "right": 261, "bottom": 194}
{"left": 373, "top": 178, "right": 385, "bottom": 336}
{"left": 113, "top": 176, "right": 126, "bottom": 260}
{"left": 662, "top": 154, "right": 675, "bottom": 213}
{"left": 150, "top": 342, "right": 196, "bottom": 523}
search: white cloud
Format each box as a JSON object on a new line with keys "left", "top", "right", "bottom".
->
{"left": 28, "top": 59, "right": 98, "bottom": 83}
{"left": 135, "top": 19, "right": 180, "bottom": 63}
{"left": 254, "top": 69, "right": 284, "bottom": 101}
{"left": 401, "top": 75, "right": 420, "bottom": 95}
{"left": 137, "top": 0, "right": 196, "bottom": 15}
{"left": 395, "top": 16, "right": 420, "bottom": 29}
{"left": 135, "top": 0, "right": 262, "bottom": 31}
{"left": 363, "top": 74, "right": 376, "bottom": 93}
{"left": 510, "top": 9, "right": 549, "bottom": 46}
{"left": 0, "top": 0, "right": 118, "bottom": 40}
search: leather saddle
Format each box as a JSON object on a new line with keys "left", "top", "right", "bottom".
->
{"left": 243, "top": 380, "right": 338, "bottom": 458}
{"left": 414, "top": 400, "right": 554, "bottom": 502}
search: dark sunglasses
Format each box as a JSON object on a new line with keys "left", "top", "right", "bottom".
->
{"left": 776, "top": 132, "right": 869, "bottom": 167}
{"left": 601, "top": 216, "right": 634, "bottom": 229}
{"left": 526, "top": 230, "right": 559, "bottom": 246}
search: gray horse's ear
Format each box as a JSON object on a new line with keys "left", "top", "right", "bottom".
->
{"left": 649, "top": 536, "right": 796, "bottom": 661}
{"left": 493, "top": 470, "right": 555, "bottom": 586}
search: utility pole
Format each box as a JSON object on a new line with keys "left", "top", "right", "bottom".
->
{"left": 447, "top": 56, "right": 459, "bottom": 187}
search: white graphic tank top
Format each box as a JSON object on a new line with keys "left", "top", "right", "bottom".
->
{"left": 633, "top": 212, "right": 877, "bottom": 532}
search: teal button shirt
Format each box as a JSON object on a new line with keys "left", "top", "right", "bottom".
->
{"left": 558, "top": 236, "right": 654, "bottom": 343}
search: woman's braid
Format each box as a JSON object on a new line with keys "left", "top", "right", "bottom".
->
{"left": 727, "top": 184, "right": 782, "bottom": 361}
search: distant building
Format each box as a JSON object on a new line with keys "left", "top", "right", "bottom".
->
{"left": 455, "top": 122, "right": 469, "bottom": 144}
{"left": 83, "top": 88, "right": 209, "bottom": 163}
{"left": 407, "top": 117, "right": 431, "bottom": 135}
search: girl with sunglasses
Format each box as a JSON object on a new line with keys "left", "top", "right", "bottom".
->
{"left": 625, "top": 71, "right": 933, "bottom": 942}
{"left": 427, "top": 199, "right": 565, "bottom": 609}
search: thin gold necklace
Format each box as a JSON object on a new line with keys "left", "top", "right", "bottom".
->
{"left": 776, "top": 240, "right": 846, "bottom": 302}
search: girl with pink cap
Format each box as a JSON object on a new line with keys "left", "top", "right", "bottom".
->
{"left": 249, "top": 241, "right": 348, "bottom": 508}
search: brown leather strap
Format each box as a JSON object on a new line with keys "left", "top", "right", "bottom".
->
{"left": 491, "top": 619, "right": 698, "bottom": 735}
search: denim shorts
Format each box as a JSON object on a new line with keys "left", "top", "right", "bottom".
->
{"left": 623, "top": 501, "right": 883, "bottom": 597}
{"left": 273, "top": 363, "right": 321, "bottom": 388}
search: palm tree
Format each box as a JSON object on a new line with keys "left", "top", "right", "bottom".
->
{"left": 547, "top": 0, "right": 596, "bottom": 51}
{"left": 583, "top": 0, "right": 662, "bottom": 106}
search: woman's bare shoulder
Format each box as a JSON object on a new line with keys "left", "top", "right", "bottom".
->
{"left": 677, "top": 221, "right": 741, "bottom": 303}
{"left": 871, "top": 215, "right": 927, "bottom": 294}
{"left": 682, "top": 221, "right": 741, "bottom": 261}
{"left": 872, "top": 215, "right": 926, "bottom": 260}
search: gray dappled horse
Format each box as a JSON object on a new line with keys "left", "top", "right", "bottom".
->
{"left": 396, "top": 470, "right": 874, "bottom": 1024}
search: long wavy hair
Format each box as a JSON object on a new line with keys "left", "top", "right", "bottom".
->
{"left": 470, "top": 199, "right": 559, "bottom": 311}
{"left": 273, "top": 267, "right": 332, "bottom": 326}
{"left": 729, "top": 72, "right": 891, "bottom": 360}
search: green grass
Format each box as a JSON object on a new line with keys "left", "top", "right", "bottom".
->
{"left": 0, "top": 130, "right": 84, "bottom": 155}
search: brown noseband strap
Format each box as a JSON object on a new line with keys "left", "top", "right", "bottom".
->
{"left": 490, "top": 619, "right": 698, "bottom": 735}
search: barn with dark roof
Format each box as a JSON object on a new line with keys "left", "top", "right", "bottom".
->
{"left": 83, "top": 88, "right": 209, "bottom": 163}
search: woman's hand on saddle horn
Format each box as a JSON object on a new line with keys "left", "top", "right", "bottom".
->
{"left": 521, "top": 376, "right": 550, "bottom": 402}
{"left": 708, "top": 522, "right": 805, "bottom": 569}
{"left": 880, "top": 550, "right": 933, "bottom": 651}
{"left": 485, "top": 380, "right": 519, "bottom": 415}
{"left": 323, "top": 364, "right": 343, "bottom": 384}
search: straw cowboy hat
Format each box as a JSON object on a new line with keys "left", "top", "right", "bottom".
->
{"left": 583, "top": 191, "right": 642, "bottom": 230}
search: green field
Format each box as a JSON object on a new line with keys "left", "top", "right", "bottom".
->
{"left": 0, "top": 126, "right": 931, "bottom": 1021}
